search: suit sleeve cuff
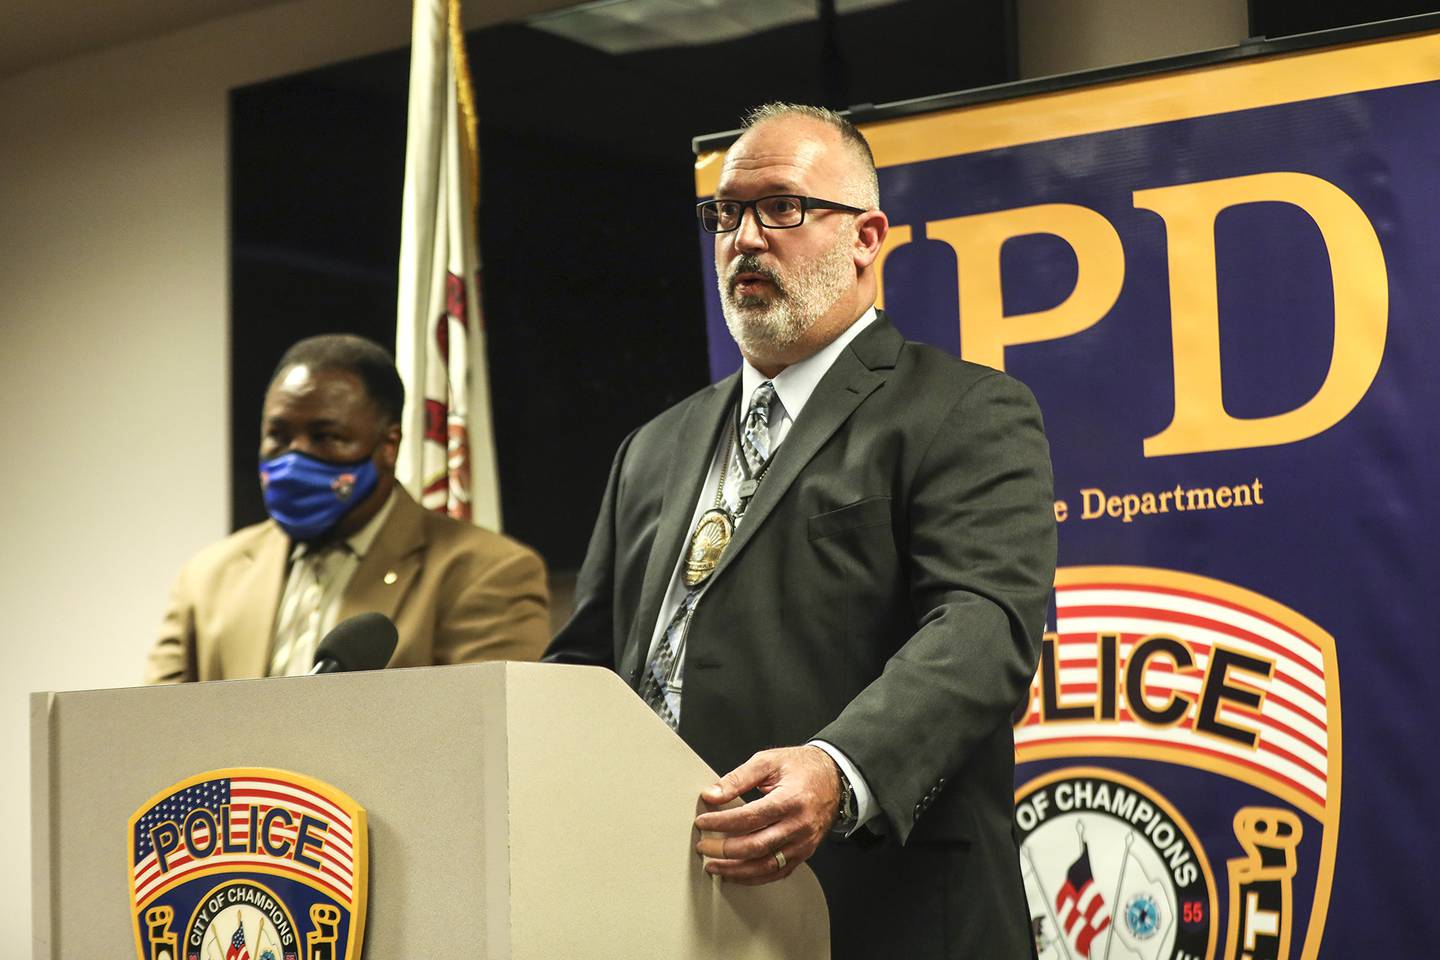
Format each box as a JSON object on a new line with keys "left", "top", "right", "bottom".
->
{"left": 807, "top": 739, "right": 878, "bottom": 835}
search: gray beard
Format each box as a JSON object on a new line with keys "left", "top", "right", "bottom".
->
{"left": 718, "top": 235, "right": 854, "bottom": 363}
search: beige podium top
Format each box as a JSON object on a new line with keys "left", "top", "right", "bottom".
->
{"left": 32, "top": 661, "right": 829, "bottom": 959}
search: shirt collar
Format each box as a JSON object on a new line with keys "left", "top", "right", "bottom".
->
{"left": 346, "top": 487, "right": 398, "bottom": 559}
{"left": 741, "top": 305, "right": 878, "bottom": 421}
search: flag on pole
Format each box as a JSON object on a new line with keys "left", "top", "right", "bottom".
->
{"left": 225, "top": 919, "right": 250, "bottom": 960}
{"left": 395, "top": 0, "right": 501, "bottom": 529}
{"left": 1055, "top": 842, "right": 1112, "bottom": 957}
{"left": 1110, "top": 843, "right": 1173, "bottom": 960}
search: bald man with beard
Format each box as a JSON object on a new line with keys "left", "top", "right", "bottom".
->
{"left": 546, "top": 103, "right": 1055, "bottom": 959}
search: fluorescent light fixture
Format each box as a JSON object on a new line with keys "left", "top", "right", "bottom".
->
{"left": 530, "top": 0, "right": 900, "bottom": 55}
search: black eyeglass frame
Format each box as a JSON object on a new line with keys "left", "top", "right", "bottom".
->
{"left": 695, "top": 194, "right": 869, "bottom": 233}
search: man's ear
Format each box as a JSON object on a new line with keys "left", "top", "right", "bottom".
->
{"left": 853, "top": 209, "right": 889, "bottom": 269}
{"left": 379, "top": 424, "right": 402, "bottom": 470}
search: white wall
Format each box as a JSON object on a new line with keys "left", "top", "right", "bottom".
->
{"left": 1, "top": 0, "right": 565, "bottom": 948}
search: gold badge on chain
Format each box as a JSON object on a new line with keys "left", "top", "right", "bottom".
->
{"left": 683, "top": 508, "right": 733, "bottom": 587}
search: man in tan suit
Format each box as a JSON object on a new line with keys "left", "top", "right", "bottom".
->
{"left": 146, "top": 334, "right": 548, "bottom": 683}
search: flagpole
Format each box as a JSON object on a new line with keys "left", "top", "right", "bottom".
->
{"left": 395, "top": 0, "right": 502, "bottom": 530}
{"left": 260, "top": 912, "right": 283, "bottom": 959}
{"left": 1023, "top": 845, "right": 1075, "bottom": 960}
{"left": 260, "top": 909, "right": 279, "bottom": 955}
{"left": 248, "top": 906, "right": 268, "bottom": 958}
{"left": 395, "top": 0, "right": 446, "bottom": 511}
{"left": 1101, "top": 831, "right": 1134, "bottom": 960}
{"left": 445, "top": 0, "right": 501, "bottom": 529}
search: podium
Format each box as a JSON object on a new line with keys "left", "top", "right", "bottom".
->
{"left": 31, "top": 662, "right": 830, "bottom": 958}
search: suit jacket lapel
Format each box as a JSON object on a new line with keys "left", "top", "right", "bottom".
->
{"left": 704, "top": 316, "right": 903, "bottom": 589}
{"left": 621, "top": 375, "right": 739, "bottom": 684}
{"left": 340, "top": 487, "right": 427, "bottom": 625}
{"left": 227, "top": 525, "right": 290, "bottom": 679}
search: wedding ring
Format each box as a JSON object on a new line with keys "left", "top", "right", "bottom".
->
{"left": 773, "top": 850, "right": 787, "bottom": 870}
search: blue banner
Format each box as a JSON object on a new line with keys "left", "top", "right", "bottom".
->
{"left": 696, "top": 29, "right": 1440, "bottom": 959}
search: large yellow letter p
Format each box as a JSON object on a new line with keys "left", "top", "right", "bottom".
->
{"left": 927, "top": 204, "right": 1126, "bottom": 372}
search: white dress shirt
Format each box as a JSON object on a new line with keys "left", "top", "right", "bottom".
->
{"left": 645, "top": 306, "right": 881, "bottom": 832}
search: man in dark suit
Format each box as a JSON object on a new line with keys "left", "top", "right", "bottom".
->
{"left": 545, "top": 103, "right": 1055, "bottom": 958}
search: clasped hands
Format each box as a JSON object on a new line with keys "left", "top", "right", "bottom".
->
{"left": 693, "top": 745, "right": 840, "bottom": 885}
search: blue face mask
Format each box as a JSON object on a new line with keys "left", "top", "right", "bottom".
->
{"left": 259, "top": 450, "right": 380, "bottom": 541}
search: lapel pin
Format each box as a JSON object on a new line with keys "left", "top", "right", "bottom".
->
{"left": 383, "top": 571, "right": 398, "bottom": 585}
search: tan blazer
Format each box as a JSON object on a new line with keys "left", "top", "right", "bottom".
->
{"left": 146, "top": 486, "right": 549, "bottom": 682}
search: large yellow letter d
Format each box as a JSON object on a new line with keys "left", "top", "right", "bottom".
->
{"left": 1135, "top": 172, "right": 1388, "bottom": 458}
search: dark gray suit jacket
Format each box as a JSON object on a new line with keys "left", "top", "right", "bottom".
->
{"left": 546, "top": 315, "right": 1056, "bottom": 959}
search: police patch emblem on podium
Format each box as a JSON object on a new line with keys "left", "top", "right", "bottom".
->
{"left": 129, "top": 768, "right": 368, "bottom": 960}
{"left": 1015, "top": 566, "right": 1341, "bottom": 960}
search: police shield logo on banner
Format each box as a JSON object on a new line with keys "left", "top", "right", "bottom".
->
{"left": 1015, "top": 567, "right": 1340, "bottom": 960}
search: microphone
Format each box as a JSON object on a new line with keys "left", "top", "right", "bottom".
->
{"left": 308, "top": 612, "right": 398, "bottom": 675}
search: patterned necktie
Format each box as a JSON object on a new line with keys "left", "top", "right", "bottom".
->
{"left": 739, "top": 380, "right": 776, "bottom": 478}
{"left": 639, "top": 381, "right": 778, "bottom": 729}
{"left": 269, "top": 544, "right": 346, "bottom": 677}
{"left": 639, "top": 591, "right": 695, "bottom": 730}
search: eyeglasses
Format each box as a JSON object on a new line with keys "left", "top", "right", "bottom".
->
{"left": 696, "top": 194, "right": 867, "bottom": 233}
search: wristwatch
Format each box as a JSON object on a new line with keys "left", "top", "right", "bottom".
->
{"left": 832, "top": 766, "right": 858, "bottom": 834}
